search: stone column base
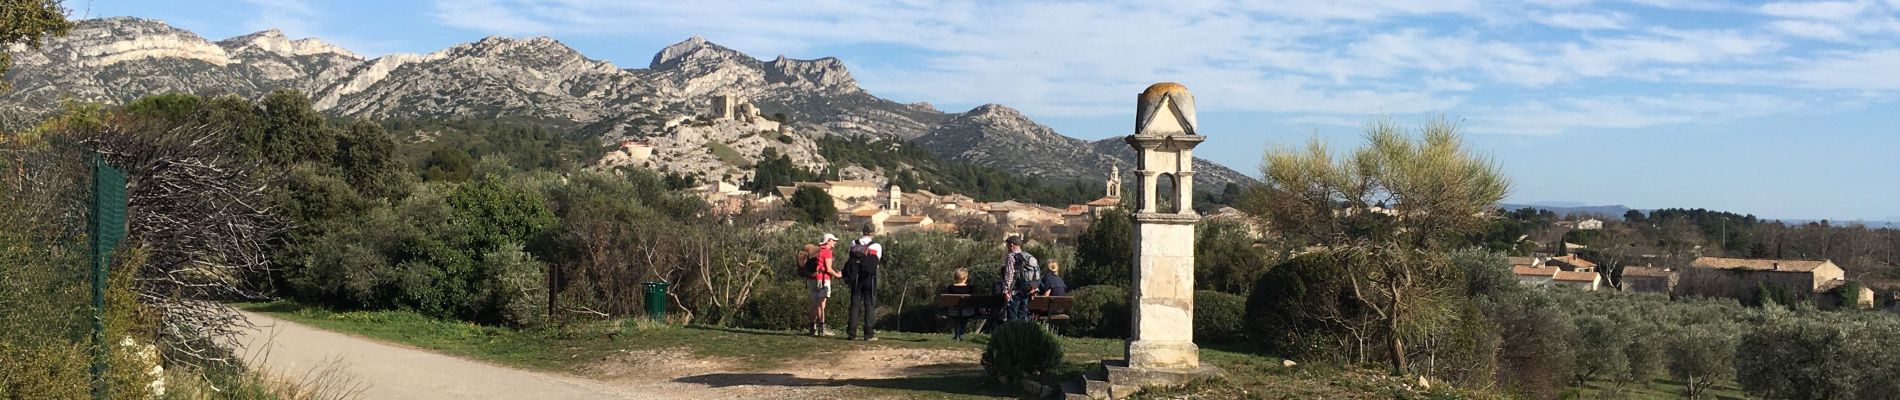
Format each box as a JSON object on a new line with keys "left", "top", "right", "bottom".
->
{"left": 1063, "top": 359, "right": 1223, "bottom": 399}
{"left": 1127, "top": 340, "right": 1200, "bottom": 371}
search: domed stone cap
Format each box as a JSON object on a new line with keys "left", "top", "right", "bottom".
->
{"left": 1140, "top": 82, "right": 1189, "bottom": 102}
{"left": 1136, "top": 82, "right": 1197, "bottom": 136}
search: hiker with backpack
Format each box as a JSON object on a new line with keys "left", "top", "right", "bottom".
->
{"left": 801, "top": 234, "right": 844, "bottom": 336}
{"left": 843, "top": 224, "right": 883, "bottom": 341}
{"left": 997, "top": 236, "right": 1040, "bottom": 322}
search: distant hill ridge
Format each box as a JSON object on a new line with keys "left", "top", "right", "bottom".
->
{"left": 1, "top": 17, "right": 1256, "bottom": 190}
{"left": 1498, "top": 203, "right": 1635, "bottom": 219}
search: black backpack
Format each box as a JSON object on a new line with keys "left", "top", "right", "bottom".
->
{"left": 1012, "top": 252, "right": 1041, "bottom": 291}
{"left": 845, "top": 239, "right": 878, "bottom": 277}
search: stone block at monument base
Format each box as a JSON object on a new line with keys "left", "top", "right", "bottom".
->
{"left": 1062, "top": 360, "right": 1221, "bottom": 400}
{"left": 1126, "top": 340, "right": 1200, "bottom": 370}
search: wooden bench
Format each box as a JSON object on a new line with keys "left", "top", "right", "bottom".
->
{"left": 934, "top": 294, "right": 1074, "bottom": 322}
{"left": 1026, "top": 295, "right": 1075, "bottom": 321}
{"left": 935, "top": 294, "right": 1004, "bottom": 320}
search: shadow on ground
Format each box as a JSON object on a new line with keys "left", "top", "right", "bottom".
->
{"left": 672, "top": 364, "right": 1020, "bottom": 397}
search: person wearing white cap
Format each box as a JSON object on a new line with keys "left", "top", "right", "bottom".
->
{"left": 805, "top": 233, "right": 843, "bottom": 336}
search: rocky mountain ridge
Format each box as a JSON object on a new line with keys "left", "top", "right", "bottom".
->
{"left": 2, "top": 17, "right": 1255, "bottom": 190}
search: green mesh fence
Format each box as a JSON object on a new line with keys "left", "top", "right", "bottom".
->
{"left": 88, "top": 153, "right": 127, "bottom": 399}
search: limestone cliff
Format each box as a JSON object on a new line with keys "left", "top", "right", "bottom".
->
{"left": 2, "top": 18, "right": 1256, "bottom": 190}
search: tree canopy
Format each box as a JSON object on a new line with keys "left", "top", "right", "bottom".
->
{"left": 1246, "top": 117, "right": 1510, "bottom": 375}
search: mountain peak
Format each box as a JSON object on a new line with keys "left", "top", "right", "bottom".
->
{"left": 763, "top": 55, "right": 857, "bottom": 92}
{"left": 649, "top": 36, "right": 752, "bottom": 70}
{"left": 220, "top": 29, "right": 359, "bottom": 59}
{"left": 965, "top": 103, "right": 1024, "bottom": 118}
{"left": 449, "top": 36, "right": 588, "bottom": 60}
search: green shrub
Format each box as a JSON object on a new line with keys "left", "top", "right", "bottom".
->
{"left": 1193, "top": 290, "right": 1245, "bottom": 344}
{"left": 1073, "top": 209, "right": 1132, "bottom": 288}
{"left": 483, "top": 243, "right": 548, "bottom": 327}
{"left": 1194, "top": 220, "right": 1268, "bottom": 294}
{"left": 1066, "top": 285, "right": 1128, "bottom": 338}
{"left": 0, "top": 340, "right": 89, "bottom": 399}
{"left": 706, "top": 142, "right": 747, "bottom": 167}
{"left": 1244, "top": 251, "right": 1353, "bottom": 357}
{"left": 982, "top": 321, "right": 1064, "bottom": 384}
{"left": 736, "top": 281, "right": 846, "bottom": 331}
{"left": 737, "top": 282, "right": 810, "bottom": 331}
{"left": 1479, "top": 290, "right": 1574, "bottom": 399}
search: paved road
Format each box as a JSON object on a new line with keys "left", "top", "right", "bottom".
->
{"left": 234, "top": 311, "right": 656, "bottom": 400}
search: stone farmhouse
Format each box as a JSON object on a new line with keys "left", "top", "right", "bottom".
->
{"left": 1551, "top": 270, "right": 1602, "bottom": 290}
{"left": 1617, "top": 266, "right": 1677, "bottom": 294}
{"left": 1508, "top": 255, "right": 1604, "bottom": 291}
{"left": 1677, "top": 257, "right": 1873, "bottom": 307}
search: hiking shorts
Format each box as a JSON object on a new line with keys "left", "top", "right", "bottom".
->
{"left": 807, "top": 279, "right": 832, "bottom": 300}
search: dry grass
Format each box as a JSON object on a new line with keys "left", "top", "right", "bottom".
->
{"left": 160, "top": 327, "right": 368, "bottom": 400}
{"left": 248, "top": 358, "right": 367, "bottom": 400}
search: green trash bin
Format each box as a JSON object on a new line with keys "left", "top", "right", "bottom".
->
{"left": 642, "top": 280, "right": 670, "bottom": 321}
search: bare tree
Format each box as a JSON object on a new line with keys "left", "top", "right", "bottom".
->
{"left": 59, "top": 114, "right": 285, "bottom": 366}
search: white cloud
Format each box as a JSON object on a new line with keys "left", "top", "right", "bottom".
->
{"left": 1535, "top": 12, "right": 1629, "bottom": 30}
{"left": 241, "top": 0, "right": 316, "bottom": 37}
{"left": 1776, "top": 49, "right": 1900, "bottom": 90}
{"left": 1425, "top": 76, "right": 1477, "bottom": 91}
{"left": 431, "top": 0, "right": 557, "bottom": 36}
{"left": 1470, "top": 94, "right": 1801, "bottom": 135}
{"left": 1284, "top": 115, "right": 1364, "bottom": 127}
{"left": 1770, "top": 20, "right": 1853, "bottom": 40}
{"left": 410, "top": 0, "right": 1900, "bottom": 137}
{"left": 1759, "top": 1, "right": 1868, "bottom": 20}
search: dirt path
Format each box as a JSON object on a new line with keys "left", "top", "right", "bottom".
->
{"left": 235, "top": 311, "right": 667, "bottom": 399}
{"left": 234, "top": 312, "right": 997, "bottom": 400}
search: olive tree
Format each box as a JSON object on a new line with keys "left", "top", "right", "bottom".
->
{"left": 1667, "top": 325, "right": 1737, "bottom": 399}
{"left": 1245, "top": 118, "right": 1509, "bottom": 375}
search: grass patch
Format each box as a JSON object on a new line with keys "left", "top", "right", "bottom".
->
{"left": 240, "top": 301, "right": 1518, "bottom": 399}
{"left": 1573, "top": 377, "right": 1748, "bottom": 400}
{"left": 705, "top": 142, "right": 749, "bottom": 167}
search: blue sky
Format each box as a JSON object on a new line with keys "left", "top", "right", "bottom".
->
{"left": 78, "top": 0, "right": 1900, "bottom": 221}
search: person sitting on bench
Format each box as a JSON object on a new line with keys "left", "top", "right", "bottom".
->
{"left": 943, "top": 268, "right": 975, "bottom": 340}
{"left": 1039, "top": 260, "right": 1068, "bottom": 297}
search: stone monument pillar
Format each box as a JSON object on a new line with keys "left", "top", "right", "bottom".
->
{"left": 1064, "top": 82, "right": 1215, "bottom": 400}
{"left": 1125, "top": 82, "right": 1205, "bottom": 370}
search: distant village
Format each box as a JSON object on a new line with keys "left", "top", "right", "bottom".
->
{"left": 605, "top": 94, "right": 1888, "bottom": 311}
{"left": 599, "top": 94, "right": 1252, "bottom": 242}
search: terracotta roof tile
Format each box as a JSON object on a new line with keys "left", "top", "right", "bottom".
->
{"left": 1553, "top": 271, "right": 1599, "bottom": 282}
{"left": 1621, "top": 266, "right": 1674, "bottom": 278}
{"left": 1513, "top": 266, "right": 1559, "bottom": 277}
{"left": 827, "top": 180, "right": 877, "bottom": 188}
{"left": 1690, "top": 257, "right": 1832, "bottom": 272}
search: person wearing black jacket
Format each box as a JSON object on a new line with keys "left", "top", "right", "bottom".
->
{"left": 843, "top": 224, "right": 883, "bottom": 341}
